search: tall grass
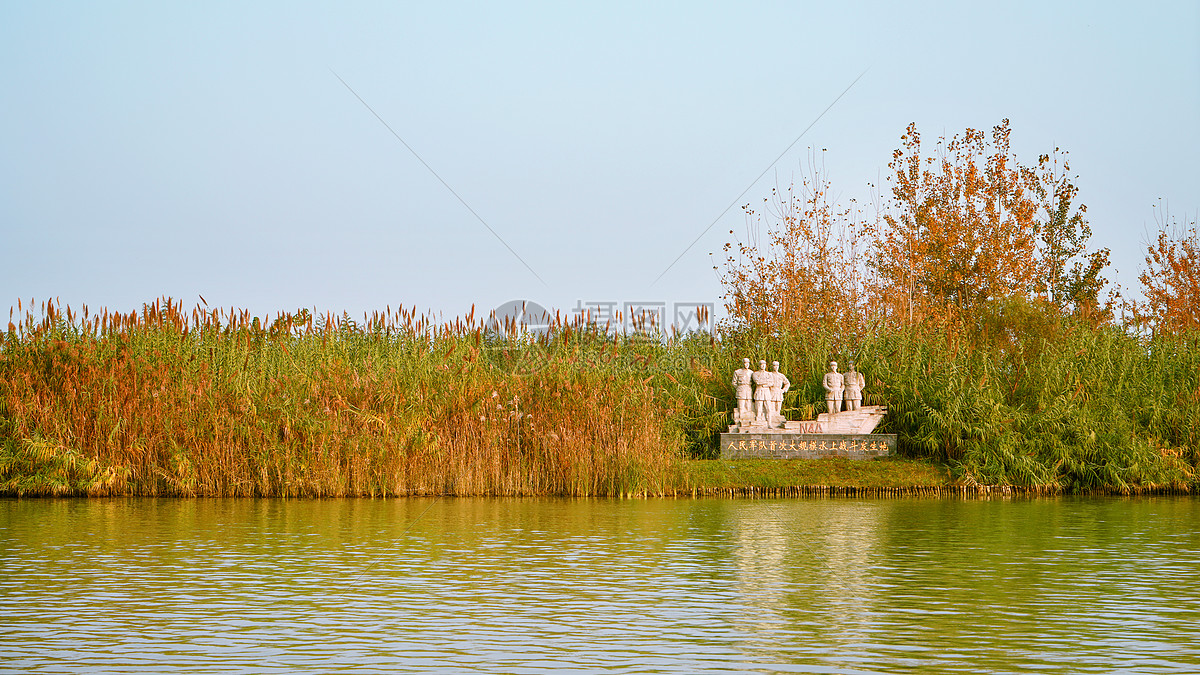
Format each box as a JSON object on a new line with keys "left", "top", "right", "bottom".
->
{"left": 0, "top": 299, "right": 683, "bottom": 496}
{"left": 2, "top": 297, "right": 1197, "bottom": 495}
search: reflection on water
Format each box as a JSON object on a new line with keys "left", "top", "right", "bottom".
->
{"left": 729, "top": 501, "right": 884, "bottom": 657}
{"left": 2, "top": 496, "right": 1199, "bottom": 673}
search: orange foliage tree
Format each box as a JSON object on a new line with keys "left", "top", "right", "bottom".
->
{"left": 873, "top": 120, "right": 1038, "bottom": 324}
{"left": 721, "top": 121, "right": 1111, "bottom": 336}
{"left": 720, "top": 169, "right": 873, "bottom": 337}
{"left": 871, "top": 119, "right": 1110, "bottom": 326}
{"left": 1138, "top": 209, "right": 1200, "bottom": 335}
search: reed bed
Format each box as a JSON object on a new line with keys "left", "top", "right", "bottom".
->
{"left": 0, "top": 298, "right": 685, "bottom": 497}
{"left": 2, "top": 297, "right": 1197, "bottom": 496}
{"left": 721, "top": 299, "right": 1200, "bottom": 493}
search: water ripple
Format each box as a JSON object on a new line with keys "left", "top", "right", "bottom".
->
{"left": 2, "top": 496, "right": 1199, "bottom": 673}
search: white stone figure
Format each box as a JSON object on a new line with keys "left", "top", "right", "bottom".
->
{"left": 823, "top": 361, "right": 845, "bottom": 415}
{"left": 844, "top": 360, "right": 865, "bottom": 412}
{"left": 770, "top": 361, "right": 790, "bottom": 424}
{"left": 752, "top": 359, "right": 773, "bottom": 424}
{"left": 731, "top": 358, "right": 754, "bottom": 425}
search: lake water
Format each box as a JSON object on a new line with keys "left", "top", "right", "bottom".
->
{"left": 2, "top": 495, "right": 1198, "bottom": 673}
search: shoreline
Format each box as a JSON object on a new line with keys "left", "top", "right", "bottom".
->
{"left": 677, "top": 458, "right": 1192, "bottom": 497}
{"left": 3, "top": 458, "right": 1192, "bottom": 498}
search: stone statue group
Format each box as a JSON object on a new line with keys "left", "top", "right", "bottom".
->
{"left": 732, "top": 358, "right": 866, "bottom": 427}
{"left": 822, "top": 360, "right": 866, "bottom": 413}
{"left": 731, "top": 359, "right": 790, "bottom": 426}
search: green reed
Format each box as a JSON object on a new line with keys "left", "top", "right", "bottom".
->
{"left": 714, "top": 298, "right": 1198, "bottom": 493}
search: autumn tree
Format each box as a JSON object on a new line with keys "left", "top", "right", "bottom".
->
{"left": 871, "top": 120, "right": 1109, "bottom": 326}
{"left": 721, "top": 169, "right": 872, "bottom": 337}
{"left": 722, "top": 121, "right": 1111, "bottom": 338}
{"left": 872, "top": 120, "right": 1040, "bottom": 324}
{"left": 1138, "top": 206, "right": 1200, "bottom": 335}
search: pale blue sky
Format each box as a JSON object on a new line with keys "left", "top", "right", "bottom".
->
{"left": 3, "top": 1, "right": 1197, "bottom": 323}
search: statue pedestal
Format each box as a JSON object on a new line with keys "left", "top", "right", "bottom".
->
{"left": 721, "top": 406, "right": 894, "bottom": 459}
{"left": 720, "top": 433, "right": 896, "bottom": 460}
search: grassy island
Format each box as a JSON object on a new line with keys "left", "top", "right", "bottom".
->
{"left": 1, "top": 297, "right": 1196, "bottom": 498}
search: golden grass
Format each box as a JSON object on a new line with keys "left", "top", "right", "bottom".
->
{"left": 0, "top": 298, "right": 681, "bottom": 497}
